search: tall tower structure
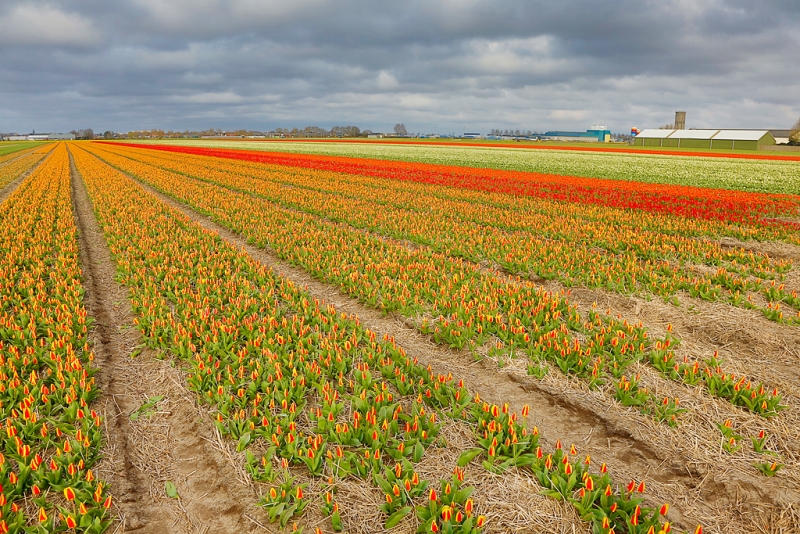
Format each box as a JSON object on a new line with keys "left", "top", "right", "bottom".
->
{"left": 674, "top": 111, "right": 686, "bottom": 130}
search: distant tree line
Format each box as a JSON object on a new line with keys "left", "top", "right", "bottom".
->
{"left": 273, "top": 125, "right": 364, "bottom": 138}
{"left": 113, "top": 126, "right": 368, "bottom": 139}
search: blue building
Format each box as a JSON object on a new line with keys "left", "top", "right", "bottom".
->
{"left": 544, "top": 125, "right": 611, "bottom": 142}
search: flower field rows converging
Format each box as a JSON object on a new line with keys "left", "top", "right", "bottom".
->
{"left": 130, "top": 138, "right": 800, "bottom": 196}
{"left": 0, "top": 144, "right": 112, "bottom": 533}
{"left": 0, "top": 145, "right": 54, "bottom": 191}
{"left": 70, "top": 144, "right": 679, "bottom": 533}
{"left": 94, "top": 143, "right": 800, "bottom": 326}
{"left": 82, "top": 142, "right": 788, "bottom": 427}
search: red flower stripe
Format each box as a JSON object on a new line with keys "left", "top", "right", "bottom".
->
{"left": 108, "top": 142, "right": 800, "bottom": 228}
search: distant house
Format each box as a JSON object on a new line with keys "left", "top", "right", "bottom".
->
{"left": 633, "top": 129, "right": 775, "bottom": 150}
{"left": 768, "top": 130, "right": 792, "bottom": 144}
{"left": 367, "top": 133, "right": 384, "bottom": 139}
{"left": 48, "top": 133, "right": 76, "bottom": 140}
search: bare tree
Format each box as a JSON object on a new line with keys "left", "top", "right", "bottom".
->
{"left": 393, "top": 123, "right": 407, "bottom": 135}
{"left": 790, "top": 117, "right": 800, "bottom": 144}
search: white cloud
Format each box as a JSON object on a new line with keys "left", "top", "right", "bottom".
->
{"left": 0, "top": 4, "right": 100, "bottom": 47}
{"left": 376, "top": 71, "right": 399, "bottom": 90}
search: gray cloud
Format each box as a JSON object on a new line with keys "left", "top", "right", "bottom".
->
{"left": 0, "top": 3, "right": 101, "bottom": 48}
{"left": 0, "top": 0, "right": 798, "bottom": 133}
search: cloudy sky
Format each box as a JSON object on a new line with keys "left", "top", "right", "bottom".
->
{"left": 1, "top": 0, "right": 798, "bottom": 134}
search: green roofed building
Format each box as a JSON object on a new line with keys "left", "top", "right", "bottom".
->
{"left": 633, "top": 129, "right": 776, "bottom": 150}
{"left": 544, "top": 125, "right": 611, "bottom": 142}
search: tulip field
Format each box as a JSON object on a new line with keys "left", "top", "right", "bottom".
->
{"left": 1, "top": 140, "right": 799, "bottom": 533}
{"left": 0, "top": 144, "right": 111, "bottom": 533}
{"left": 134, "top": 139, "right": 800, "bottom": 195}
{"left": 0, "top": 144, "right": 52, "bottom": 191}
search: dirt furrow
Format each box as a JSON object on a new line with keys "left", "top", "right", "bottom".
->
{"left": 69, "top": 148, "right": 274, "bottom": 534}
{"left": 718, "top": 236, "right": 800, "bottom": 263}
{"left": 559, "top": 284, "right": 800, "bottom": 392}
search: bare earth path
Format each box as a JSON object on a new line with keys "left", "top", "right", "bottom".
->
{"left": 69, "top": 148, "right": 275, "bottom": 533}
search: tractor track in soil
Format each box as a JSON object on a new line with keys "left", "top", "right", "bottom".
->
{"left": 69, "top": 147, "right": 274, "bottom": 534}
{"left": 83, "top": 153, "right": 800, "bottom": 534}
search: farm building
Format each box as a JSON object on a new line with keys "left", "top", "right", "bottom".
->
{"left": 633, "top": 129, "right": 775, "bottom": 150}
{"left": 717, "top": 129, "right": 791, "bottom": 145}
{"left": 2, "top": 132, "right": 76, "bottom": 141}
{"left": 767, "top": 130, "right": 792, "bottom": 144}
{"left": 545, "top": 125, "right": 611, "bottom": 142}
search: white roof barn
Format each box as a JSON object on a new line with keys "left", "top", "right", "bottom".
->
{"left": 668, "top": 130, "right": 718, "bottom": 139}
{"left": 634, "top": 129, "right": 776, "bottom": 150}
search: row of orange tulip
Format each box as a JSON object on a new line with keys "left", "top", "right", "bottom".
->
{"left": 0, "top": 144, "right": 111, "bottom": 533}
